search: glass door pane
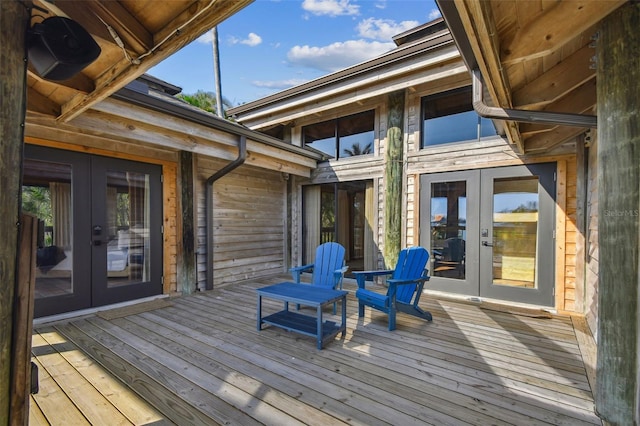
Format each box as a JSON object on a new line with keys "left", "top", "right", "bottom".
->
{"left": 91, "top": 156, "right": 162, "bottom": 307}
{"left": 105, "top": 170, "right": 151, "bottom": 288}
{"left": 24, "top": 146, "right": 92, "bottom": 317}
{"left": 491, "top": 177, "right": 539, "bottom": 288}
{"left": 420, "top": 170, "right": 480, "bottom": 297}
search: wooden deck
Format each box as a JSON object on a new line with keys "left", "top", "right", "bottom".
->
{"left": 30, "top": 275, "right": 601, "bottom": 425}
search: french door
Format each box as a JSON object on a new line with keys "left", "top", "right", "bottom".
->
{"left": 23, "top": 145, "right": 163, "bottom": 317}
{"left": 419, "top": 164, "right": 556, "bottom": 306}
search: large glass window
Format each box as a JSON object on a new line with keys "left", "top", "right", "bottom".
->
{"left": 303, "top": 110, "right": 374, "bottom": 160}
{"left": 421, "top": 87, "right": 497, "bottom": 147}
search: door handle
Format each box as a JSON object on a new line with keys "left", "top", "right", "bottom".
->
{"left": 482, "top": 241, "right": 493, "bottom": 247}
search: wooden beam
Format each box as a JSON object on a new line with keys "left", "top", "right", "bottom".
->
{"left": 178, "top": 151, "right": 198, "bottom": 295}
{"left": 501, "top": 0, "right": 625, "bottom": 65}
{"left": 513, "top": 45, "right": 595, "bottom": 109}
{"left": 519, "top": 78, "right": 596, "bottom": 136}
{"left": 383, "top": 90, "right": 404, "bottom": 269}
{"left": 27, "top": 67, "right": 95, "bottom": 94}
{"left": 0, "top": 2, "right": 29, "bottom": 424}
{"left": 524, "top": 126, "right": 587, "bottom": 153}
{"left": 454, "top": 0, "right": 524, "bottom": 153}
{"left": 57, "top": 0, "right": 253, "bottom": 122}
{"left": 26, "top": 86, "right": 61, "bottom": 117}
{"left": 10, "top": 215, "right": 38, "bottom": 426}
{"left": 595, "top": 4, "right": 640, "bottom": 424}
{"left": 81, "top": 1, "right": 153, "bottom": 55}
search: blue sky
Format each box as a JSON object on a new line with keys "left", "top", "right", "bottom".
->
{"left": 149, "top": 0, "right": 441, "bottom": 106}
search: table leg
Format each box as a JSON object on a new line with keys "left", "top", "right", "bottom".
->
{"left": 257, "top": 294, "right": 262, "bottom": 331}
{"left": 316, "top": 305, "right": 323, "bottom": 350}
{"left": 341, "top": 295, "right": 346, "bottom": 337}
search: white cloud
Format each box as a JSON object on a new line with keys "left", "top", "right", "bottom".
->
{"left": 287, "top": 39, "right": 395, "bottom": 72}
{"left": 428, "top": 8, "right": 442, "bottom": 21}
{"left": 301, "top": 0, "right": 359, "bottom": 17}
{"left": 197, "top": 31, "right": 262, "bottom": 47}
{"left": 357, "top": 18, "right": 420, "bottom": 41}
{"left": 196, "top": 31, "right": 214, "bottom": 44}
{"left": 252, "top": 79, "right": 310, "bottom": 90}
{"left": 242, "top": 33, "right": 263, "bottom": 46}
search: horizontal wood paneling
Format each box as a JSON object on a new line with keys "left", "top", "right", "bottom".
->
{"left": 196, "top": 156, "right": 287, "bottom": 288}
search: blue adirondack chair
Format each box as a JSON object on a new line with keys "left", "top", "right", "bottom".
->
{"left": 290, "top": 242, "right": 348, "bottom": 313}
{"left": 354, "top": 246, "right": 431, "bottom": 330}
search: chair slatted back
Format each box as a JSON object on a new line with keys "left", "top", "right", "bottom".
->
{"left": 312, "top": 242, "right": 346, "bottom": 288}
{"left": 392, "top": 247, "right": 429, "bottom": 303}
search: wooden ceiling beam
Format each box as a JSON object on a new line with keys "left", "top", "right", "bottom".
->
{"left": 26, "top": 86, "right": 61, "bottom": 117}
{"left": 56, "top": 0, "right": 253, "bottom": 123}
{"left": 513, "top": 44, "right": 595, "bottom": 109}
{"left": 27, "top": 67, "right": 95, "bottom": 94}
{"left": 454, "top": 0, "right": 524, "bottom": 153}
{"left": 501, "top": 0, "right": 625, "bottom": 65}
{"left": 83, "top": 1, "right": 153, "bottom": 55}
{"left": 520, "top": 78, "right": 596, "bottom": 136}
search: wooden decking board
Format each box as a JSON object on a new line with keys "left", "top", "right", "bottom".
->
{"left": 30, "top": 356, "right": 93, "bottom": 425}
{"left": 176, "top": 295, "right": 531, "bottom": 426}
{"left": 83, "top": 316, "right": 269, "bottom": 426}
{"left": 55, "top": 320, "right": 244, "bottom": 426}
{"left": 189, "top": 284, "right": 594, "bottom": 424}
{"left": 159, "top": 298, "right": 454, "bottom": 426}
{"left": 247, "top": 285, "right": 590, "bottom": 384}
{"left": 33, "top": 275, "right": 602, "bottom": 425}
{"left": 219, "top": 285, "right": 593, "bottom": 398}
{"left": 109, "top": 315, "right": 345, "bottom": 426}
{"left": 35, "top": 327, "right": 171, "bottom": 426}
{"left": 128, "top": 311, "right": 386, "bottom": 426}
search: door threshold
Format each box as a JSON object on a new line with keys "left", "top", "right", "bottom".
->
{"left": 424, "top": 290, "right": 557, "bottom": 315}
{"left": 33, "top": 294, "right": 171, "bottom": 326}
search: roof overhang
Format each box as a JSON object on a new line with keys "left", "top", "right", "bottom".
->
{"left": 436, "top": 0, "right": 626, "bottom": 154}
{"left": 26, "top": 0, "right": 253, "bottom": 123}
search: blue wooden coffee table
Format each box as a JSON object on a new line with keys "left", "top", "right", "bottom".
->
{"left": 256, "top": 282, "right": 348, "bottom": 349}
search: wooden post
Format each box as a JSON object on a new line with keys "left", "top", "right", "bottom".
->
{"left": 383, "top": 90, "right": 405, "bottom": 268}
{"left": 178, "top": 151, "right": 197, "bottom": 294}
{"left": 10, "top": 215, "right": 38, "bottom": 426}
{"left": 595, "top": 3, "right": 640, "bottom": 424}
{"left": 0, "top": 1, "right": 30, "bottom": 423}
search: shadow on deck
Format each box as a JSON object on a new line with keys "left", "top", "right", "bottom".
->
{"left": 30, "top": 274, "right": 601, "bottom": 425}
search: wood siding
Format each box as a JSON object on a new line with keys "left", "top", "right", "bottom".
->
{"left": 196, "top": 156, "right": 287, "bottom": 289}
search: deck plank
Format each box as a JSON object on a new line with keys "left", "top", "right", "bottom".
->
{"left": 33, "top": 275, "right": 602, "bottom": 426}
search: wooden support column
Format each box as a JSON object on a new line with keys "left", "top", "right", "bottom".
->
{"left": 178, "top": 151, "right": 197, "bottom": 294}
{"left": 383, "top": 90, "right": 405, "bottom": 268}
{"left": 595, "top": 3, "right": 640, "bottom": 425}
{"left": 0, "top": 1, "right": 30, "bottom": 424}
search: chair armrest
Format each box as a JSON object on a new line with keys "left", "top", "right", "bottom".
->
{"left": 289, "top": 263, "right": 314, "bottom": 283}
{"left": 387, "top": 277, "right": 429, "bottom": 286}
{"left": 333, "top": 265, "right": 349, "bottom": 289}
{"left": 353, "top": 269, "right": 393, "bottom": 288}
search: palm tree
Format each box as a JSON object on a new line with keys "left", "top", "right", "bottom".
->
{"left": 342, "top": 142, "right": 373, "bottom": 157}
{"left": 177, "top": 90, "right": 234, "bottom": 118}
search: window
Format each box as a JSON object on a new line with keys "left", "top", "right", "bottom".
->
{"left": 303, "top": 110, "right": 374, "bottom": 160}
{"left": 421, "top": 87, "right": 497, "bottom": 147}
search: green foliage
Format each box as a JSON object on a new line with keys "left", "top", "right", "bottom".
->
{"left": 177, "top": 90, "right": 234, "bottom": 117}
{"left": 22, "top": 186, "right": 52, "bottom": 225}
{"left": 343, "top": 142, "right": 373, "bottom": 157}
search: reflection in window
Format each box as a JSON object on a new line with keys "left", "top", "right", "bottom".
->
{"left": 106, "top": 170, "right": 151, "bottom": 287}
{"left": 492, "top": 177, "right": 539, "bottom": 288}
{"left": 303, "top": 110, "right": 374, "bottom": 160}
{"left": 430, "top": 181, "right": 466, "bottom": 279}
{"left": 421, "top": 87, "right": 497, "bottom": 147}
{"left": 22, "top": 159, "right": 74, "bottom": 299}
